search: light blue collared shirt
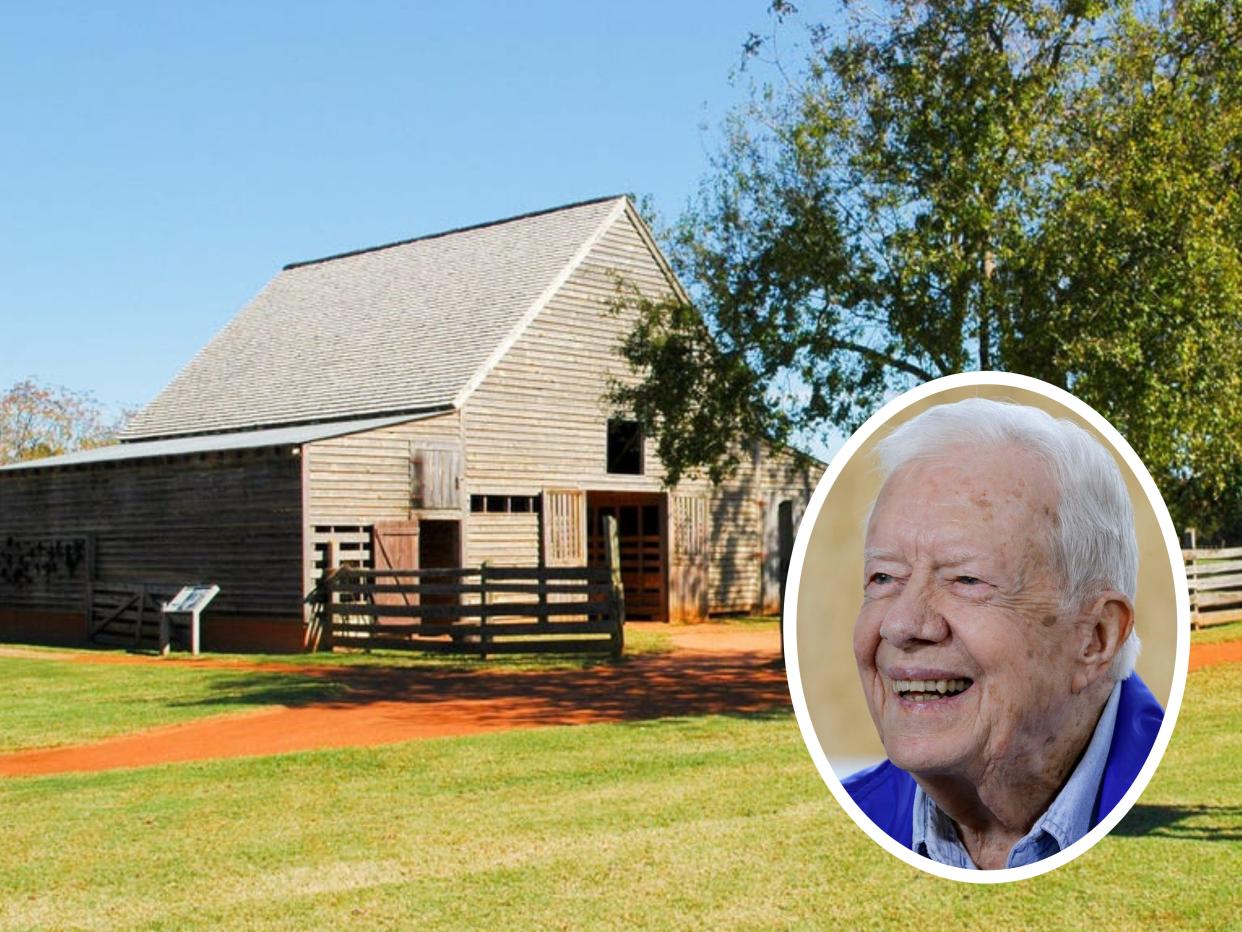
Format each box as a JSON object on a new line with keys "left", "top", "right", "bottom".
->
{"left": 912, "top": 681, "right": 1122, "bottom": 869}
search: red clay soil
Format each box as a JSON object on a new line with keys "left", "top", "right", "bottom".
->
{"left": 2, "top": 627, "right": 1236, "bottom": 779}
{"left": 1188, "top": 638, "right": 1242, "bottom": 672}
{"left": 0, "top": 624, "right": 789, "bottom": 777}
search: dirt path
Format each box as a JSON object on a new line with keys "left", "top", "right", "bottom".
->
{"left": 0, "top": 625, "right": 787, "bottom": 777}
{"left": 1, "top": 626, "right": 1236, "bottom": 778}
{"left": 1188, "top": 638, "right": 1242, "bottom": 672}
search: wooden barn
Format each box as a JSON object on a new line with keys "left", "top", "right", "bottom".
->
{"left": 0, "top": 196, "right": 818, "bottom": 651}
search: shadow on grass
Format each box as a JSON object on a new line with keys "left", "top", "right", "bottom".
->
{"left": 1112, "top": 803, "right": 1242, "bottom": 842}
{"left": 172, "top": 651, "right": 793, "bottom": 729}
{"left": 166, "top": 673, "right": 349, "bottom": 710}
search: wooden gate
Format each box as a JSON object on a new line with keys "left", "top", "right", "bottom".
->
{"left": 668, "top": 493, "right": 708, "bottom": 623}
{"left": 372, "top": 522, "right": 419, "bottom": 608}
{"left": 88, "top": 582, "right": 177, "bottom": 649}
{"left": 542, "top": 489, "right": 586, "bottom": 566}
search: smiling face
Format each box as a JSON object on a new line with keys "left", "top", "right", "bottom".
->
{"left": 853, "top": 447, "right": 1089, "bottom": 784}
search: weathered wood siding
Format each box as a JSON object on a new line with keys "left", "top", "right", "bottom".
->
{"left": 461, "top": 206, "right": 821, "bottom": 613}
{"left": 470, "top": 513, "right": 541, "bottom": 568}
{"left": 702, "top": 446, "right": 819, "bottom": 614}
{"left": 704, "top": 489, "right": 760, "bottom": 614}
{"left": 304, "top": 412, "right": 463, "bottom": 526}
{"left": 0, "top": 447, "right": 303, "bottom": 616}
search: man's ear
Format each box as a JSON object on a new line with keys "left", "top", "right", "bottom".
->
{"left": 1072, "top": 591, "right": 1134, "bottom": 693}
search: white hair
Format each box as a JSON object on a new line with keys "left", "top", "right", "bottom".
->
{"left": 873, "top": 398, "right": 1141, "bottom": 681}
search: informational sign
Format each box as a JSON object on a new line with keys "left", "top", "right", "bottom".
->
{"left": 165, "top": 585, "right": 219, "bottom": 614}
{"left": 161, "top": 584, "right": 220, "bottom": 656}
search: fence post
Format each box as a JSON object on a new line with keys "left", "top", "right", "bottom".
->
{"left": 159, "top": 607, "right": 171, "bottom": 656}
{"left": 537, "top": 561, "right": 548, "bottom": 630}
{"left": 1182, "top": 530, "right": 1198, "bottom": 631}
{"left": 479, "top": 561, "right": 491, "bottom": 660}
{"left": 322, "top": 541, "right": 339, "bottom": 651}
{"left": 320, "top": 544, "right": 340, "bottom": 651}
{"left": 603, "top": 515, "right": 625, "bottom": 659}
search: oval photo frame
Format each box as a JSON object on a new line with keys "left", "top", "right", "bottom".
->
{"left": 783, "top": 372, "right": 1189, "bottom": 883}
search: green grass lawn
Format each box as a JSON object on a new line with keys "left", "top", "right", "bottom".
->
{"left": 0, "top": 657, "right": 347, "bottom": 752}
{"left": 2, "top": 618, "right": 675, "bottom": 675}
{"left": 1191, "top": 619, "right": 1242, "bottom": 645}
{"left": 0, "top": 653, "right": 1237, "bottom": 927}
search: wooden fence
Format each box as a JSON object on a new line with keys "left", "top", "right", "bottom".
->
{"left": 88, "top": 581, "right": 179, "bottom": 649}
{"left": 308, "top": 517, "right": 626, "bottom": 658}
{"left": 1184, "top": 546, "right": 1242, "bottom": 629}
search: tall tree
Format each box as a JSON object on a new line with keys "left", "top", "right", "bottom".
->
{"left": 0, "top": 378, "right": 127, "bottom": 464}
{"left": 613, "top": 0, "right": 1242, "bottom": 538}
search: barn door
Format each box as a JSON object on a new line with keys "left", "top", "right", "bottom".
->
{"left": 541, "top": 489, "right": 586, "bottom": 566}
{"left": 371, "top": 521, "right": 419, "bottom": 607}
{"left": 668, "top": 493, "right": 709, "bottom": 623}
{"left": 411, "top": 445, "right": 461, "bottom": 510}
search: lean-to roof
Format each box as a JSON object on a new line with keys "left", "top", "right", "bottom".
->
{"left": 0, "top": 413, "right": 435, "bottom": 472}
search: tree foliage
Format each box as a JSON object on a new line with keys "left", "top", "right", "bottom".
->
{"left": 612, "top": 0, "right": 1242, "bottom": 539}
{"left": 0, "top": 378, "right": 128, "bottom": 465}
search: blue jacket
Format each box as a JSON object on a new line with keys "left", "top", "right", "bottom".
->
{"left": 843, "top": 674, "right": 1164, "bottom": 850}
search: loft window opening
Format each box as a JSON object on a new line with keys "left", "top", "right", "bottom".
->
{"left": 607, "top": 419, "right": 643, "bottom": 475}
{"left": 470, "top": 494, "right": 541, "bottom": 514}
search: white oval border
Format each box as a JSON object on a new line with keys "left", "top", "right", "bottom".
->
{"left": 783, "top": 371, "right": 1190, "bottom": 883}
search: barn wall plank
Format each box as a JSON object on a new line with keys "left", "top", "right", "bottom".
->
{"left": 466, "top": 513, "right": 541, "bottom": 568}
{"left": 0, "top": 448, "right": 304, "bottom": 615}
{"left": 304, "top": 412, "right": 464, "bottom": 526}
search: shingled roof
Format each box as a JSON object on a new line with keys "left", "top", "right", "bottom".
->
{"left": 123, "top": 195, "right": 630, "bottom": 441}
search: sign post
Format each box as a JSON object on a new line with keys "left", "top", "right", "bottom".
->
{"left": 160, "top": 585, "right": 220, "bottom": 655}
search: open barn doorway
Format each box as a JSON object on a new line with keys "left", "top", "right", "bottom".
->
{"left": 418, "top": 520, "right": 461, "bottom": 608}
{"left": 586, "top": 492, "right": 667, "bottom": 620}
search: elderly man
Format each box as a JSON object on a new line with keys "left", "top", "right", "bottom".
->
{"left": 843, "top": 399, "right": 1164, "bottom": 870}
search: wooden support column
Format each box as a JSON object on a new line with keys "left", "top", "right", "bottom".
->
{"left": 480, "top": 561, "right": 491, "bottom": 660}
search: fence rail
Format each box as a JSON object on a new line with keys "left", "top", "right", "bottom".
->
{"left": 307, "top": 516, "right": 626, "bottom": 658}
{"left": 1184, "top": 546, "right": 1242, "bottom": 629}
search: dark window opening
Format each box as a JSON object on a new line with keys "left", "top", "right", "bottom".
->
{"left": 607, "top": 419, "right": 643, "bottom": 474}
{"left": 471, "top": 494, "right": 541, "bottom": 514}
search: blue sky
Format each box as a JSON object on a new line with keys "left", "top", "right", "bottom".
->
{"left": 1, "top": 2, "right": 800, "bottom": 418}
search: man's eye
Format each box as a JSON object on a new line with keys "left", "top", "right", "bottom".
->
{"left": 868, "top": 572, "right": 894, "bottom": 586}
{"left": 955, "top": 575, "right": 983, "bottom": 586}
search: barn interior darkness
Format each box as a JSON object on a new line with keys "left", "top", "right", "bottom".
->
{"left": 587, "top": 491, "right": 666, "bottom": 620}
